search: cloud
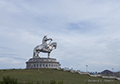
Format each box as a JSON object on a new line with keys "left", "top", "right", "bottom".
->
{"left": 0, "top": 0, "right": 120, "bottom": 71}
{"left": 0, "top": 57, "right": 25, "bottom": 69}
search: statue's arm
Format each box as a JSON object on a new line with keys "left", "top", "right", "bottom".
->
{"left": 48, "top": 38, "right": 52, "bottom": 41}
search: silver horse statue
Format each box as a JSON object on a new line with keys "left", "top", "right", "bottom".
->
{"left": 33, "top": 36, "right": 57, "bottom": 58}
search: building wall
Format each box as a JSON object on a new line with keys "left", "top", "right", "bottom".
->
{"left": 26, "top": 62, "right": 60, "bottom": 69}
{"left": 26, "top": 58, "right": 60, "bottom": 69}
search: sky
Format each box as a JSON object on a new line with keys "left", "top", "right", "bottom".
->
{"left": 0, "top": 0, "right": 120, "bottom": 72}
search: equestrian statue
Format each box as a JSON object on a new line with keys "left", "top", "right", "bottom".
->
{"left": 33, "top": 35, "right": 57, "bottom": 58}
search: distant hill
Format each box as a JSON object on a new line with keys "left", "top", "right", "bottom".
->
{"left": 0, "top": 69, "right": 120, "bottom": 84}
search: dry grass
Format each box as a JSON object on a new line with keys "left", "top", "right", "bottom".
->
{"left": 0, "top": 69, "right": 120, "bottom": 84}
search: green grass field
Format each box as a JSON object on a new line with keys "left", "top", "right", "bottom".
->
{"left": 0, "top": 69, "right": 120, "bottom": 84}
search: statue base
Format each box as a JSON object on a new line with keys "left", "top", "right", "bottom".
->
{"left": 26, "top": 57, "right": 61, "bottom": 69}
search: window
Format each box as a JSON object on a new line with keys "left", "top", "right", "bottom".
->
{"left": 40, "top": 64, "right": 41, "bottom": 67}
{"left": 37, "top": 64, "right": 38, "bottom": 67}
{"left": 43, "top": 64, "right": 45, "bottom": 67}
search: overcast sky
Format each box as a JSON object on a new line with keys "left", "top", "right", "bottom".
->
{"left": 0, "top": 0, "right": 120, "bottom": 72}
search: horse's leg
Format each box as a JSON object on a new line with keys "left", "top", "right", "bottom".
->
{"left": 33, "top": 51, "right": 34, "bottom": 57}
{"left": 48, "top": 52, "right": 50, "bottom": 58}
{"left": 35, "top": 51, "right": 37, "bottom": 57}
{"left": 36, "top": 51, "right": 38, "bottom": 57}
{"left": 33, "top": 52, "right": 35, "bottom": 58}
{"left": 37, "top": 51, "right": 40, "bottom": 57}
{"left": 34, "top": 50, "right": 38, "bottom": 57}
{"left": 33, "top": 49, "right": 36, "bottom": 58}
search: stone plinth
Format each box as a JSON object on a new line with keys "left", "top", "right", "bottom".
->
{"left": 26, "top": 58, "right": 61, "bottom": 69}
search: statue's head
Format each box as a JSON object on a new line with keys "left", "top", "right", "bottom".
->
{"left": 44, "top": 35, "right": 47, "bottom": 38}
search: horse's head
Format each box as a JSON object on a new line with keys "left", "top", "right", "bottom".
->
{"left": 49, "top": 42, "right": 57, "bottom": 50}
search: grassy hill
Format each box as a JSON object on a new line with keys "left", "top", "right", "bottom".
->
{"left": 0, "top": 69, "right": 120, "bottom": 84}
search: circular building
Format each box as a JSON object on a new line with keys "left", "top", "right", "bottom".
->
{"left": 26, "top": 57, "right": 61, "bottom": 69}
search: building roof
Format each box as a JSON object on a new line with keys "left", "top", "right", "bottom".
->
{"left": 29, "top": 57, "right": 56, "bottom": 60}
{"left": 101, "top": 70, "right": 113, "bottom": 76}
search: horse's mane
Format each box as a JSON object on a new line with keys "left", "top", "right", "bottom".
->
{"left": 50, "top": 42, "right": 57, "bottom": 45}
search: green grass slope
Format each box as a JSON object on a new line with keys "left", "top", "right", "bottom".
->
{"left": 0, "top": 69, "right": 120, "bottom": 84}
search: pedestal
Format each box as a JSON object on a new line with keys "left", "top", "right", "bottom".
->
{"left": 26, "top": 57, "right": 61, "bottom": 69}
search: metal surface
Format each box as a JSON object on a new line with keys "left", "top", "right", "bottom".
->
{"left": 33, "top": 36, "right": 57, "bottom": 58}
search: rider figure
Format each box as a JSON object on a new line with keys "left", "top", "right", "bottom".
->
{"left": 42, "top": 35, "right": 52, "bottom": 51}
